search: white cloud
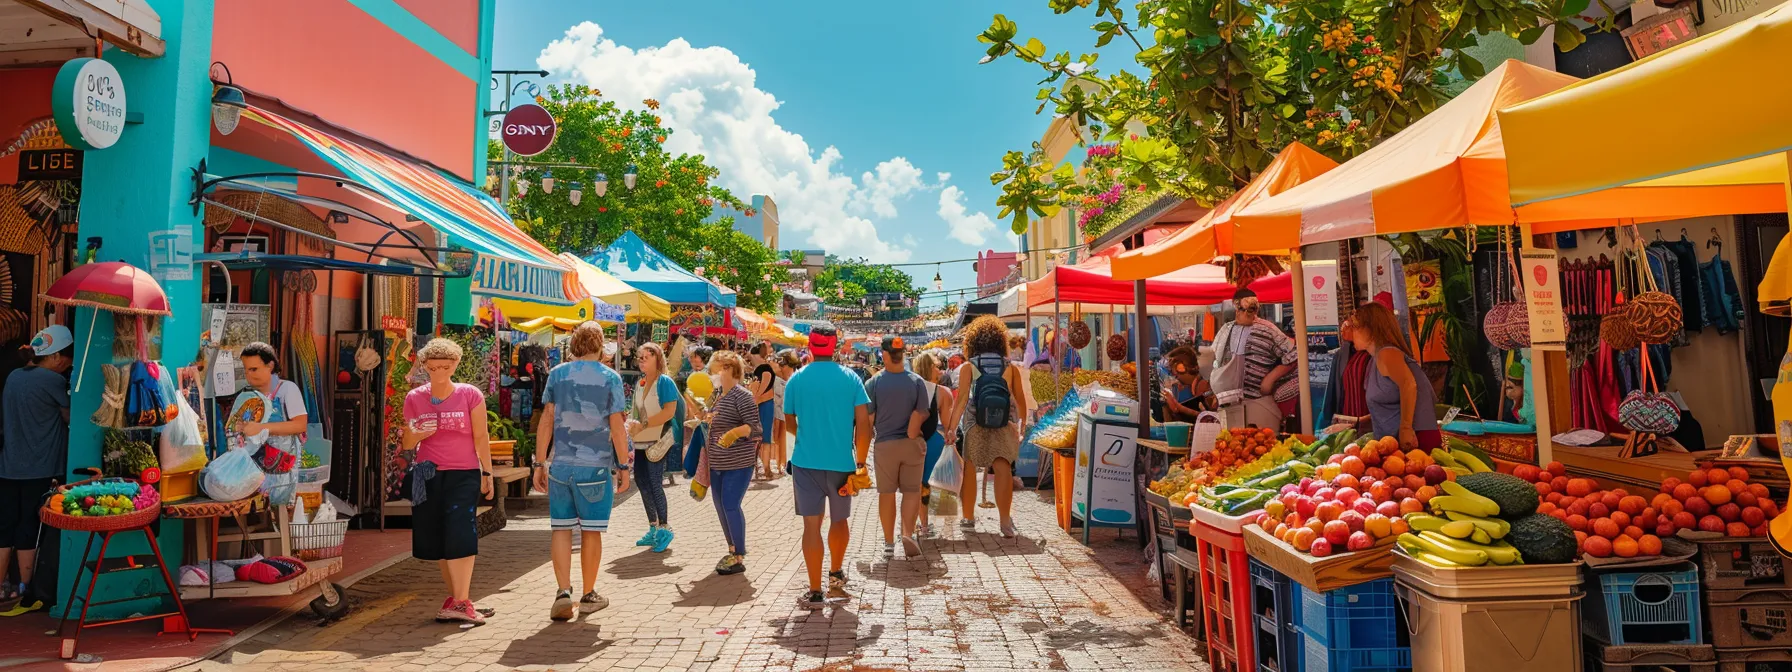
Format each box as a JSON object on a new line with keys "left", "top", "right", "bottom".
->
{"left": 936, "top": 185, "right": 998, "bottom": 246}
{"left": 539, "top": 22, "right": 948, "bottom": 261}
{"left": 856, "top": 158, "right": 925, "bottom": 219}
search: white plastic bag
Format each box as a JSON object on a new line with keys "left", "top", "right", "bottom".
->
{"left": 202, "top": 448, "right": 265, "bottom": 502}
{"left": 928, "top": 444, "right": 965, "bottom": 493}
{"left": 158, "top": 394, "right": 209, "bottom": 473}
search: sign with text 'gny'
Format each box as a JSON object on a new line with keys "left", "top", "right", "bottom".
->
{"left": 500, "top": 104, "right": 557, "bottom": 156}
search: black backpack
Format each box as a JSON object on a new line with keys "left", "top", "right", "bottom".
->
{"left": 970, "top": 354, "right": 1012, "bottom": 428}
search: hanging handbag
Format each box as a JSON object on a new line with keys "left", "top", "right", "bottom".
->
{"left": 1623, "top": 226, "right": 1684, "bottom": 344}
{"left": 1067, "top": 304, "right": 1092, "bottom": 350}
{"left": 1210, "top": 324, "right": 1247, "bottom": 408}
{"left": 124, "top": 360, "right": 173, "bottom": 427}
{"left": 637, "top": 376, "right": 677, "bottom": 463}
{"left": 1483, "top": 228, "right": 1531, "bottom": 351}
{"left": 1618, "top": 345, "right": 1679, "bottom": 434}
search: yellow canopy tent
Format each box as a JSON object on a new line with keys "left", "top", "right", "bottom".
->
{"left": 1111, "top": 142, "right": 1338, "bottom": 280}
{"left": 1498, "top": 2, "right": 1792, "bottom": 310}
{"left": 1231, "top": 60, "right": 1778, "bottom": 243}
{"left": 479, "top": 297, "right": 603, "bottom": 326}
{"left": 559, "top": 252, "right": 672, "bottom": 322}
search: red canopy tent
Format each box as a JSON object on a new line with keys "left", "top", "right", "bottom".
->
{"left": 1026, "top": 248, "right": 1292, "bottom": 308}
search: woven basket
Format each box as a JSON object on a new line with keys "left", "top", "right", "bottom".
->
{"left": 1105, "top": 333, "right": 1129, "bottom": 362}
{"left": 1484, "top": 302, "right": 1531, "bottom": 351}
{"left": 1067, "top": 321, "right": 1092, "bottom": 350}
{"left": 1628, "top": 291, "right": 1683, "bottom": 344}
{"left": 161, "top": 495, "right": 262, "bottom": 519}
{"left": 41, "top": 502, "right": 160, "bottom": 532}
{"left": 1600, "top": 303, "right": 1640, "bottom": 350}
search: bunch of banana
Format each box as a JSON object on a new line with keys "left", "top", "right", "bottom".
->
{"left": 1430, "top": 447, "right": 1492, "bottom": 477}
{"left": 1398, "top": 481, "right": 1523, "bottom": 567}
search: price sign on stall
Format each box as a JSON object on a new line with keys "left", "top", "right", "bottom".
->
{"left": 1520, "top": 249, "right": 1567, "bottom": 351}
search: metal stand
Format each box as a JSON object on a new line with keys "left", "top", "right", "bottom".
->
{"left": 55, "top": 525, "right": 231, "bottom": 660}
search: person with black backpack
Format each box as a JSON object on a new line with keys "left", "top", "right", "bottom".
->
{"left": 943, "top": 316, "right": 1025, "bottom": 538}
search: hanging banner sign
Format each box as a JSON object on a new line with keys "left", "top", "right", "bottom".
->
{"left": 51, "top": 58, "right": 127, "bottom": 150}
{"left": 1520, "top": 249, "right": 1567, "bottom": 351}
{"left": 470, "top": 254, "right": 578, "bottom": 306}
{"left": 1301, "top": 259, "right": 1340, "bottom": 332}
{"left": 499, "top": 103, "right": 557, "bottom": 156}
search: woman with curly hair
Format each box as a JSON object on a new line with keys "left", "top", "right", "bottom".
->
{"left": 944, "top": 316, "right": 1025, "bottom": 537}
{"left": 403, "top": 338, "right": 497, "bottom": 623}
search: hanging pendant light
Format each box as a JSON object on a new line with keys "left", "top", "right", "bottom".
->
{"left": 212, "top": 85, "right": 247, "bottom": 135}
{"left": 593, "top": 172, "right": 608, "bottom": 197}
{"left": 568, "top": 182, "right": 583, "bottom": 206}
{"left": 541, "top": 175, "right": 556, "bottom": 193}
{"left": 623, "top": 164, "right": 638, "bottom": 190}
{"left": 933, "top": 265, "right": 943, "bottom": 292}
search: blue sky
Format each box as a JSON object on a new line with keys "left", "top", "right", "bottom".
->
{"left": 492, "top": 1, "right": 1099, "bottom": 302}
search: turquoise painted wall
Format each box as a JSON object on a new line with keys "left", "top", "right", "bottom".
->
{"left": 57, "top": 0, "right": 215, "bottom": 619}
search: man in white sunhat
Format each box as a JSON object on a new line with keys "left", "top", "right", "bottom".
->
{"left": 0, "top": 325, "right": 73, "bottom": 616}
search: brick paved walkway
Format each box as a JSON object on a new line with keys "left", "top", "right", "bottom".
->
{"left": 203, "top": 472, "right": 1206, "bottom": 672}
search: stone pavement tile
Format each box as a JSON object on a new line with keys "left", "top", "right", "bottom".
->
{"left": 209, "top": 461, "right": 1208, "bottom": 672}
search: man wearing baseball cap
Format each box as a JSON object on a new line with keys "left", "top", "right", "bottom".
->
{"left": 0, "top": 325, "right": 74, "bottom": 616}
{"left": 780, "top": 325, "right": 871, "bottom": 609}
{"left": 864, "top": 335, "right": 930, "bottom": 559}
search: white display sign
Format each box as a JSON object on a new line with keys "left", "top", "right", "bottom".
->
{"left": 52, "top": 58, "right": 127, "bottom": 151}
{"left": 1302, "top": 259, "right": 1340, "bottom": 331}
{"left": 1073, "top": 414, "right": 1137, "bottom": 526}
{"left": 1520, "top": 249, "right": 1567, "bottom": 351}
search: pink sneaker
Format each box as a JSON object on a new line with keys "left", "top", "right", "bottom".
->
{"left": 437, "top": 599, "right": 486, "bottom": 624}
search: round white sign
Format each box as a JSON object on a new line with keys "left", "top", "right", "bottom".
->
{"left": 52, "top": 58, "right": 127, "bottom": 151}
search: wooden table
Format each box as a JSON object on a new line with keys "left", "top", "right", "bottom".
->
{"left": 1552, "top": 443, "right": 1713, "bottom": 491}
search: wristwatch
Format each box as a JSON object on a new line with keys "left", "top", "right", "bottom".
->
{"left": 481, "top": 470, "right": 492, "bottom": 477}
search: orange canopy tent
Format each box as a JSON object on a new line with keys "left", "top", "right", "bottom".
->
{"left": 1231, "top": 60, "right": 1784, "bottom": 244}
{"left": 1111, "top": 142, "right": 1338, "bottom": 281}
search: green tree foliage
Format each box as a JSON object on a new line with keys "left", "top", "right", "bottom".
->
{"left": 812, "top": 256, "right": 923, "bottom": 306}
{"left": 977, "top": 0, "right": 1592, "bottom": 234}
{"left": 491, "top": 85, "right": 787, "bottom": 311}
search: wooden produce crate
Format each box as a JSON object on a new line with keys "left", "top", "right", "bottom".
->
{"left": 1240, "top": 524, "right": 1396, "bottom": 593}
{"left": 1585, "top": 642, "right": 1715, "bottom": 672}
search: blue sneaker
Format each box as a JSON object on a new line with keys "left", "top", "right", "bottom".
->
{"left": 636, "top": 528, "right": 660, "bottom": 547}
{"left": 651, "top": 528, "right": 674, "bottom": 553}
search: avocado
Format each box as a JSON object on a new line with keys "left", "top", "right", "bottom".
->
{"left": 1455, "top": 472, "right": 1539, "bottom": 518}
{"left": 1504, "top": 514, "right": 1578, "bottom": 564}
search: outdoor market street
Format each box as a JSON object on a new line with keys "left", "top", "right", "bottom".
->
{"left": 199, "top": 473, "right": 1207, "bottom": 672}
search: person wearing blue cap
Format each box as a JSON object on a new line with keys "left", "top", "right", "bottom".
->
{"left": 0, "top": 325, "right": 73, "bottom": 616}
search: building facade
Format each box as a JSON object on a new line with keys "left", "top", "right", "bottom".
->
{"left": 707, "top": 193, "right": 779, "bottom": 250}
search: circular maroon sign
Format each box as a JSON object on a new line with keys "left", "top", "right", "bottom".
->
{"left": 500, "top": 104, "right": 557, "bottom": 156}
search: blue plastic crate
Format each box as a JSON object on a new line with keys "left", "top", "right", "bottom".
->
{"left": 1301, "top": 632, "right": 1411, "bottom": 672}
{"left": 1585, "top": 563, "right": 1703, "bottom": 645}
{"left": 1297, "top": 578, "right": 1402, "bottom": 650}
{"left": 1250, "top": 559, "right": 1304, "bottom": 672}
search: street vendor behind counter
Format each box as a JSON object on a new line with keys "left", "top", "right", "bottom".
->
{"left": 232, "top": 342, "right": 308, "bottom": 505}
{"left": 1159, "top": 345, "right": 1215, "bottom": 423}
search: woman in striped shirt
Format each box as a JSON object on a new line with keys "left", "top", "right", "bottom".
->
{"left": 703, "top": 351, "right": 762, "bottom": 575}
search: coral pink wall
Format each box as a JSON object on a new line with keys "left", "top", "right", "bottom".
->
{"left": 396, "top": 0, "right": 481, "bottom": 55}
{"left": 212, "top": 0, "right": 477, "bottom": 179}
{"left": 0, "top": 68, "right": 58, "bottom": 184}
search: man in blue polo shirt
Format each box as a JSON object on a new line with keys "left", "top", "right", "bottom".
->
{"left": 781, "top": 325, "right": 870, "bottom": 610}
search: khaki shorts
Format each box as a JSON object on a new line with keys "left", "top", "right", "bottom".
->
{"left": 873, "top": 437, "right": 926, "bottom": 494}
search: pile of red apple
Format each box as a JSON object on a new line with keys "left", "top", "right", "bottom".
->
{"left": 1250, "top": 439, "right": 1451, "bottom": 558}
{"left": 1514, "top": 462, "right": 1777, "bottom": 558}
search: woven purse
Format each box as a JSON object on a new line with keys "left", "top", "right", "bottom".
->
{"left": 1105, "top": 332, "right": 1129, "bottom": 362}
{"left": 1600, "top": 301, "right": 1640, "bottom": 350}
{"left": 1482, "top": 232, "right": 1531, "bottom": 351}
{"left": 1628, "top": 291, "right": 1683, "bottom": 344}
{"left": 1617, "top": 344, "right": 1679, "bottom": 434}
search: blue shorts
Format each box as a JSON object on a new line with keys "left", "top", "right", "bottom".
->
{"left": 548, "top": 463, "right": 615, "bottom": 532}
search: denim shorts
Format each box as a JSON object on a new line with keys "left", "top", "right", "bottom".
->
{"left": 548, "top": 463, "right": 615, "bottom": 532}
